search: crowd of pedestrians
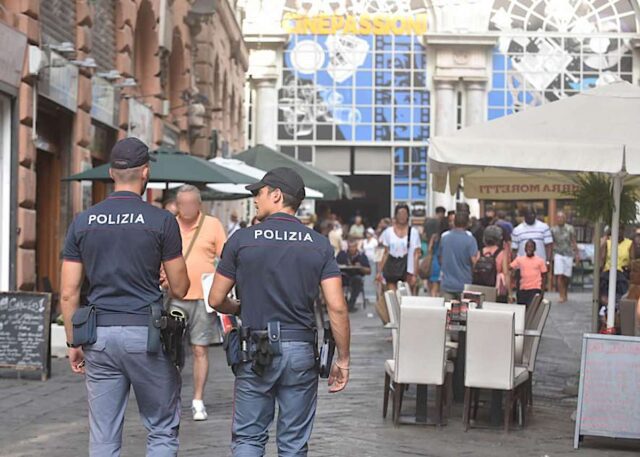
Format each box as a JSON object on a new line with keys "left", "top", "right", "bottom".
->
{"left": 321, "top": 202, "right": 590, "bottom": 310}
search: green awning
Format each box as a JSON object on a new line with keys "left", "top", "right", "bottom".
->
{"left": 63, "top": 149, "right": 252, "bottom": 185}
{"left": 235, "top": 145, "right": 351, "bottom": 200}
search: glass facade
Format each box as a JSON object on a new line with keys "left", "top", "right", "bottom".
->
{"left": 489, "top": 0, "right": 637, "bottom": 119}
{"left": 278, "top": 4, "right": 430, "bottom": 209}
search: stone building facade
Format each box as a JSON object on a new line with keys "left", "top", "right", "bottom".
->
{"left": 0, "top": 0, "right": 247, "bottom": 293}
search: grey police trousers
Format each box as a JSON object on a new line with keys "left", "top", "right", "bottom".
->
{"left": 232, "top": 341, "right": 319, "bottom": 457}
{"left": 83, "top": 326, "right": 181, "bottom": 457}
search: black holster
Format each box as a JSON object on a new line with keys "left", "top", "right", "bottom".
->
{"left": 149, "top": 303, "right": 188, "bottom": 370}
{"left": 318, "top": 321, "right": 335, "bottom": 379}
{"left": 251, "top": 332, "right": 274, "bottom": 377}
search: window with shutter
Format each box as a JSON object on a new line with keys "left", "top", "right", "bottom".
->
{"left": 41, "top": 0, "right": 76, "bottom": 46}
{"left": 92, "top": 0, "right": 116, "bottom": 72}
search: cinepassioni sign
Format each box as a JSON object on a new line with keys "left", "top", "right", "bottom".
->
{"left": 282, "top": 13, "right": 427, "bottom": 35}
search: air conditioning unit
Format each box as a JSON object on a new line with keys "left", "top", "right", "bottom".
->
{"left": 209, "top": 129, "right": 219, "bottom": 158}
{"left": 221, "top": 140, "right": 230, "bottom": 158}
{"left": 158, "top": 0, "right": 174, "bottom": 53}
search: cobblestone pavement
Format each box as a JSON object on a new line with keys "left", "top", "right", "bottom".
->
{"left": 1, "top": 292, "right": 639, "bottom": 456}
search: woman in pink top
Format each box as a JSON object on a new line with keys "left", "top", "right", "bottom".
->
{"left": 511, "top": 239, "right": 548, "bottom": 306}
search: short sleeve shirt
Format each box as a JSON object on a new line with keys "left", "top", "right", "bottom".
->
{"left": 62, "top": 191, "right": 182, "bottom": 318}
{"left": 216, "top": 212, "right": 340, "bottom": 331}
{"left": 178, "top": 213, "right": 227, "bottom": 300}
{"left": 511, "top": 220, "right": 553, "bottom": 260}
{"left": 336, "top": 250, "right": 370, "bottom": 276}
{"left": 551, "top": 224, "right": 575, "bottom": 257}
{"left": 380, "top": 226, "right": 421, "bottom": 275}
{"left": 439, "top": 229, "right": 478, "bottom": 293}
{"left": 510, "top": 255, "right": 548, "bottom": 290}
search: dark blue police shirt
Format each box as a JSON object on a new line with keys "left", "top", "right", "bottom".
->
{"left": 62, "top": 191, "right": 182, "bottom": 326}
{"left": 216, "top": 212, "right": 341, "bottom": 331}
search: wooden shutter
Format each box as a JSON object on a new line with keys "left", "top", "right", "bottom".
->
{"left": 92, "top": 0, "right": 116, "bottom": 72}
{"left": 40, "top": 0, "right": 76, "bottom": 46}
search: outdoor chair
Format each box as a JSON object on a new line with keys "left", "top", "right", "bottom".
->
{"left": 383, "top": 290, "right": 400, "bottom": 354}
{"left": 383, "top": 303, "right": 452, "bottom": 426}
{"left": 400, "top": 295, "right": 457, "bottom": 356}
{"left": 463, "top": 284, "right": 496, "bottom": 302}
{"left": 396, "top": 282, "right": 411, "bottom": 299}
{"left": 518, "top": 299, "right": 551, "bottom": 406}
{"left": 619, "top": 298, "right": 639, "bottom": 336}
{"left": 400, "top": 296, "right": 445, "bottom": 308}
{"left": 524, "top": 293, "right": 543, "bottom": 329}
{"left": 482, "top": 302, "right": 526, "bottom": 364}
{"left": 464, "top": 309, "right": 528, "bottom": 432}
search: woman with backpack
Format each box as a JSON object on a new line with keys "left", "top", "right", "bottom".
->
{"left": 473, "top": 224, "right": 509, "bottom": 302}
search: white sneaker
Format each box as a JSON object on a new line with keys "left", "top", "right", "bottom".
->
{"left": 192, "top": 400, "right": 208, "bottom": 421}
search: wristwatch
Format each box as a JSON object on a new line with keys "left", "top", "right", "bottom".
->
{"left": 66, "top": 341, "right": 79, "bottom": 348}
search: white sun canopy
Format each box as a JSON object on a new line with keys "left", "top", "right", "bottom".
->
{"left": 429, "top": 81, "right": 640, "bottom": 329}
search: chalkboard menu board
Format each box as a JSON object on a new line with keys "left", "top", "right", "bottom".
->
{"left": 0, "top": 292, "right": 52, "bottom": 380}
{"left": 574, "top": 334, "right": 640, "bottom": 448}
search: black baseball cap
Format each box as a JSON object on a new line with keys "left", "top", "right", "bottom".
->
{"left": 246, "top": 167, "right": 306, "bottom": 200}
{"left": 110, "top": 137, "right": 156, "bottom": 169}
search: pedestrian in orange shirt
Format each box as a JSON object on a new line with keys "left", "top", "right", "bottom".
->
{"left": 510, "top": 239, "right": 547, "bottom": 306}
{"left": 170, "top": 184, "right": 227, "bottom": 421}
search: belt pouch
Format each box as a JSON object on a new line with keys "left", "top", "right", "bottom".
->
{"left": 72, "top": 305, "right": 97, "bottom": 347}
{"left": 267, "top": 321, "right": 282, "bottom": 355}
{"left": 147, "top": 303, "right": 163, "bottom": 353}
{"left": 223, "top": 328, "right": 242, "bottom": 372}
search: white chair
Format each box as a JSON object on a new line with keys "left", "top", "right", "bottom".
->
{"left": 482, "top": 302, "right": 526, "bottom": 364}
{"left": 400, "top": 295, "right": 458, "bottom": 354}
{"left": 400, "top": 296, "right": 445, "bottom": 308}
{"left": 463, "top": 284, "right": 497, "bottom": 302}
{"left": 464, "top": 309, "right": 528, "bottom": 432}
{"left": 519, "top": 299, "right": 551, "bottom": 406}
{"left": 384, "top": 290, "right": 400, "bottom": 354}
{"left": 383, "top": 303, "right": 451, "bottom": 426}
{"left": 397, "top": 282, "right": 411, "bottom": 298}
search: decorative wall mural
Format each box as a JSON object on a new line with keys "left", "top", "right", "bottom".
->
{"left": 278, "top": 0, "right": 430, "bottom": 205}
{"left": 489, "top": 0, "right": 636, "bottom": 118}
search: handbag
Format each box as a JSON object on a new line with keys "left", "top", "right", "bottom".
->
{"left": 418, "top": 240, "right": 433, "bottom": 280}
{"left": 383, "top": 228, "right": 411, "bottom": 283}
{"left": 375, "top": 290, "right": 390, "bottom": 324}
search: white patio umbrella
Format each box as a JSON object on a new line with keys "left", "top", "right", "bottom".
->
{"left": 208, "top": 158, "right": 325, "bottom": 199}
{"left": 429, "top": 81, "right": 640, "bottom": 330}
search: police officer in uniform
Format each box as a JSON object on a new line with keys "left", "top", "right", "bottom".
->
{"left": 60, "top": 137, "right": 190, "bottom": 456}
{"left": 209, "top": 167, "right": 351, "bottom": 457}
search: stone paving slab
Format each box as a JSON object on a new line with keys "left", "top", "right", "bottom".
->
{"left": 1, "top": 292, "right": 639, "bottom": 456}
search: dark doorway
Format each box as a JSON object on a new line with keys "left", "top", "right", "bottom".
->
{"left": 318, "top": 175, "right": 390, "bottom": 229}
{"left": 36, "top": 148, "right": 62, "bottom": 293}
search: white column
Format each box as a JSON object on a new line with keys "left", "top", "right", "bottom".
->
{"left": 462, "top": 80, "right": 487, "bottom": 217}
{"left": 464, "top": 80, "right": 486, "bottom": 127}
{"left": 431, "top": 79, "right": 458, "bottom": 212}
{"left": 254, "top": 78, "right": 278, "bottom": 149}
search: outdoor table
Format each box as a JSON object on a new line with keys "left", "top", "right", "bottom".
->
{"left": 338, "top": 264, "right": 367, "bottom": 273}
{"left": 389, "top": 304, "right": 509, "bottom": 425}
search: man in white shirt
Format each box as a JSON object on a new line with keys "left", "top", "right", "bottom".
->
{"left": 227, "top": 210, "right": 241, "bottom": 237}
{"left": 512, "top": 207, "right": 553, "bottom": 261}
